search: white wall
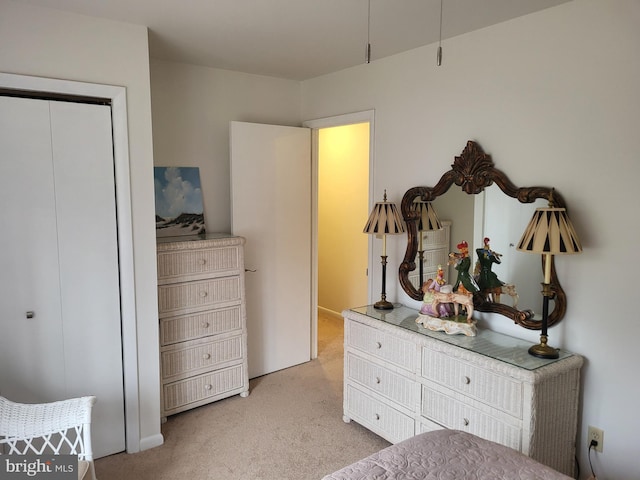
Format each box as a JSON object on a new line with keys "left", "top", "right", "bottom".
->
{"left": 301, "top": 1, "right": 640, "bottom": 478}
{"left": 0, "top": 0, "right": 161, "bottom": 452}
{"left": 150, "top": 60, "right": 302, "bottom": 233}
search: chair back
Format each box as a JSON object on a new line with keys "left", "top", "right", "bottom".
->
{"left": 0, "top": 395, "right": 96, "bottom": 461}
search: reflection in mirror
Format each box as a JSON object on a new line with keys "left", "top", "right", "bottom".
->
{"left": 410, "top": 187, "right": 547, "bottom": 317}
{"left": 480, "top": 186, "right": 547, "bottom": 317}
{"left": 399, "top": 140, "right": 568, "bottom": 329}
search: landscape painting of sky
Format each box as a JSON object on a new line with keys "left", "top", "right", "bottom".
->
{"left": 154, "top": 166, "right": 206, "bottom": 237}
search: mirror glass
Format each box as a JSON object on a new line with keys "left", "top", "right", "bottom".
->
{"left": 399, "top": 141, "right": 566, "bottom": 329}
{"left": 411, "top": 186, "right": 547, "bottom": 318}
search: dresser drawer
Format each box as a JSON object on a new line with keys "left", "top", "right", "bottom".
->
{"left": 157, "top": 245, "right": 241, "bottom": 283}
{"left": 160, "top": 305, "right": 243, "bottom": 345}
{"left": 158, "top": 276, "right": 241, "bottom": 316}
{"left": 345, "top": 384, "right": 414, "bottom": 444}
{"left": 421, "top": 384, "right": 522, "bottom": 451}
{"left": 345, "top": 352, "right": 417, "bottom": 411}
{"left": 421, "top": 346, "right": 523, "bottom": 418}
{"left": 161, "top": 334, "right": 244, "bottom": 382}
{"left": 163, "top": 364, "right": 246, "bottom": 412}
{"left": 347, "top": 320, "right": 417, "bottom": 372}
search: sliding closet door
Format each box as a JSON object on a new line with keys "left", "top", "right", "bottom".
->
{"left": 0, "top": 96, "right": 67, "bottom": 401}
{"left": 49, "top": 101, "right": 126, "bottom": 458}
{"left": 0, "top": 96, "right": 125, "bottom": 458}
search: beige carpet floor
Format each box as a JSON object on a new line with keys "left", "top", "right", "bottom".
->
{"left": 95, "top": 312, "right": 390, "bottom": 479}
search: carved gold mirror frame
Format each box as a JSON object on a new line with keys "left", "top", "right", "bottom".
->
{"left": 399, "top": 140, "right": 567, "bottom": 329}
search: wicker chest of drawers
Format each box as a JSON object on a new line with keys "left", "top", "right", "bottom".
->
{"left": 157, "top": 235, "right": 249, "bottom": 418}
{"left": 342, "top": 305, "right": 583, "bottom": 477}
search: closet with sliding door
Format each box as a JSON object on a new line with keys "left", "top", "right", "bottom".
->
{"left": 0, "top": 94, "right": 126, "bottom": 458}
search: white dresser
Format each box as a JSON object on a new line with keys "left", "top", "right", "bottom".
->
{"left": 157, "top": 235, "right": 249, "bottom": 419}
{"left": 343, "top": 305, "right": 583, "bottom": 477}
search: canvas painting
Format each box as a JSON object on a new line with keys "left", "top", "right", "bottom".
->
{"left": 154, "top": 166, "right": 206, "bottom": 238}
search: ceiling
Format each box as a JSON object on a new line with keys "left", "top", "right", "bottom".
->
{"left": 21, "top": 0, "right": 571, "bottom": 80}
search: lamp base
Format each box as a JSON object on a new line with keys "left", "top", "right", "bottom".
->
{"left": 528, "top": 335, "right": 559, "bottom": 359}
{"left": 373, "top": 300, "right": 394, "bottom": 310}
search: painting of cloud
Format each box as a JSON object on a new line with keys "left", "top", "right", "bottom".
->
{"left": 154, "top": 166, "right": 206, "bottom": 238}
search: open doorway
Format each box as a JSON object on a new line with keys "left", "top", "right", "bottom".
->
{"left": 313, "top": 120, "right": 371, "bottom": 356}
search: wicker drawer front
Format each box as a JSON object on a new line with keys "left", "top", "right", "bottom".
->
{"left": 163, "top": 364, "right": 245, "bottom": 411}
{"left": 423, "top": 226, "right": 449, "bottom": 247}
{"left": 161, "top": 335, "right": 244, "bottom": 382}
{"left": 158, "top": 277, "right": 241, "bottom": 316}
{"left": 421, "top": 384, "right": 522, "bottom": 451}
{"left": 421, "top": 347, "right": 523, "bottom": 418}
{"left": 422, "top": 248, "right": 449, "bottom": 270}
{"left": 346, "top": 352, "right": 417, "bottom": 410}
{"left": 157, "top": 246, "right": 241, "bottom": 283}
{"left": 345, "top": 384, "right": 414, "bottom": 444}
{"left": 160, "top": 306, "right": 243, "bottom": 345}
{"left": 347, "top": 320, "right": 416, "bottom": 371}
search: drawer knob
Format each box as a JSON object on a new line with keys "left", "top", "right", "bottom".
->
{"left": 464, "top": 376, "right": 471, "bottom": 385}
{"left": 199, "top": 291, "right": 208, "bottom": 297}
{"left": 203, "top": 353, "right": 211, "bottom": 360}
{"left": 375, "top": 377, "right": 381, "bottom": 384}
{"left": 204, "top": 384, "right": 212, "bottom": 391}
{"left": 374, "top": 413, "right": 380, "bottom": 421}
{"left": 375, "top": 342, "right": 382, "bottom": 349}
{"left": 201, "top": 322, "right": 210, "bottom": 328}
{"left": 463, "top": 418, "right": 470, "bottom": 426}
{"left": 198, "top": 258, "right": 207, "bottom": 265}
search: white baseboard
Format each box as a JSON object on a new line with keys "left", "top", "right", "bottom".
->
{"left": 318, "top": 306, "right": 343, "bottom": 320}
{"left": 138, "top": 433, "right": 164, "bottom": 452}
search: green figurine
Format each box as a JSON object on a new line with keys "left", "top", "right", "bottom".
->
{"left": 475, "top": 237, "right": 505, "bottom": 291}
{"left": 450, "top": 241, "right": 479, "bottom": 295}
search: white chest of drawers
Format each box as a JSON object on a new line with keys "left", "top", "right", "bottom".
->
{"left": 342, "top": 305, "right": 583, "bottom": 477}
{"left": 157, "top": 235, "right": 249, "bottom": 418}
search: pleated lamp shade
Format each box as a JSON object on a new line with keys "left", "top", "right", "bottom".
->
{"left": 411, "top": 200, "right": 442, "bottom": 232}
{"left": 363, "top": 191, "right": 405, "bottom": 235}
{"left": 516, "top": 207, "right": 582, "bottom": 255}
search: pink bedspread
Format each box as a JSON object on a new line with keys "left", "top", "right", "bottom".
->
{"left": 322, "top": 430, "right": 572, "bottom": 480}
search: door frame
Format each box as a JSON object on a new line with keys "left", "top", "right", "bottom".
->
{"left": 0, "top": 72, "right": 140, "bottom": 451}
{"left": 303, "top": 110, "right": 375, "bottom": 358}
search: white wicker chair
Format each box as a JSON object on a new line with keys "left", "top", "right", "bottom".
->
{"left": 0, "top": 395, "right": 97, "bottom": 480}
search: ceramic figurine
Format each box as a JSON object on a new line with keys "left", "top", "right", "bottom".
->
{"left": 449, "top": 240, "right": 480, "bottom": 295}
{"left": 435, "top": 264, "right": 446, "bottom": 287}
{"left": 474, "top": 237, "right": 519, "bottom": 306}
{"left": 419, "top": 278, "right": 453, "bottom": 318}
{"left": 416, "top": 276, "right": 477, "bottom": 336}
{"left": 475, "top": 237, "right": 505, "bottom": 290}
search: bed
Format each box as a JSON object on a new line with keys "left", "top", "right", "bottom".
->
{"left": 322, "top": 430, "right": 573, "bottom": 480}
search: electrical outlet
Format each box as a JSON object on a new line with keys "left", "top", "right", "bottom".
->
{"left": 588, "top": 426, "right": 604, "bottom": 452}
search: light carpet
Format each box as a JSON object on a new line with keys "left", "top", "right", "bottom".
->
{"left": 95, "top": 313, "right": 390, "bottom": 479}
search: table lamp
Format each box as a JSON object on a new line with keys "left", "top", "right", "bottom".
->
{"left": 517, "top": 204, "right": 582, "bottom": 358}
{"left": 363, "top": 190, "right": 405, "bottom": 310}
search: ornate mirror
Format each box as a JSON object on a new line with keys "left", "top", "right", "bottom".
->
{"left": 399, "top": 140, "right": 568, "bottom": 329}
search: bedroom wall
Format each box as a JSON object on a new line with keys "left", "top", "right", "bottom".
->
{"left": 301, "top": 1, "right": 639, "bottom": 478}
{"left": 150, "top": 60, "right": 302, "bottom": 233}
{"left": 0, "top": 0, "right": 161, "bottom": 452}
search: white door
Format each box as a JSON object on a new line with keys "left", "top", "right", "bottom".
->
{"left": 230, "top": 121, "right": 311, "bottom": 378}
{"left": 0, "top": 96, "right": 67, "bottom": 400}
{"left": 0, "top": 96, "right": 125, "bottom": 458}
